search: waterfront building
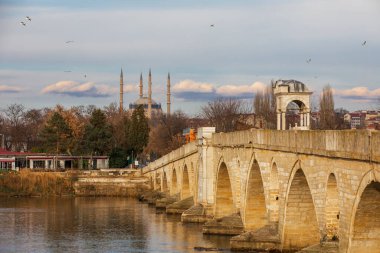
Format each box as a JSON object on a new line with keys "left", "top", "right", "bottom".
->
{"left": 0, "top": 148, "right": 109, "bottom": 170}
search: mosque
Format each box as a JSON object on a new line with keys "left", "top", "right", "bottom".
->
{"left": 119, "top": 69, "right": 171, "bottom": 118}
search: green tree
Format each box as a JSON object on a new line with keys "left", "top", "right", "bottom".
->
{"left": 127, "top": 105, "right": 149, "bottom": 156}
{"left": 40, "top": 112, "right": 73, "bottom": 154}
{"left": 109, "top": 147, "right": 128, "bottom": 168}
{"left": 83, "top": 109, "right": 112, "bottom": 155}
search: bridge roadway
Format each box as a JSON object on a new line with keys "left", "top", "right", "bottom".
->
{"left": 143, "top": 128, "right": 380, "bottom": 253}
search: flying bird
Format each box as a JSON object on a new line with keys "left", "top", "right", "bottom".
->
{"left": 306, "top": 58, "right": 311, "bottom": 64}
{"left": 64, "top": 70, "right": 72, "bottom": 72}
{"left": 362, "top": 41, "right": 366, "bottom": 46}
{"left": 66, "top": 41, "right": 75, "bottom": 43}
{"left": 26, "top": 16, "right": 31, "bottom": 21}
{"left": 210, "top": 24, "right": 214, "bottom": 27}
{"left": 84, "top": 74, "right": 87, "bottom": 78}
{"left": 20, "top": 21, "right": 26, "bottom": 26}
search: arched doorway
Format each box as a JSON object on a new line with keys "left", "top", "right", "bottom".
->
{"left": 182, "top": 165, "right": 191, "bottom": 199}
{"left": 244, "top": 160, "right": 268, "bottom": 230}
{"left": 269, "top": 163, "right": 280, "bottom": 223}
{"left": 350, "top": 181, "right": 380, "bottom": 252}
{"left": 283, "top": 169, "right": 319, "bottom": 250}
{"left": 215, "top": 162, "right": 234, "bottom": 218}
{"left": 325, "top": 173, "right": 339, "bottom": 240}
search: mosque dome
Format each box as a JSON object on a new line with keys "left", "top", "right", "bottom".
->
{"left": 129, "top": 97, "right": 162, "bottom": 110}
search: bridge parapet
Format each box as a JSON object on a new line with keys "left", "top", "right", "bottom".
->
{"left": 212, "top": 129, "right": 379, "bottom": 162}
{"left": 143, "top": 141, "right": 197, "bottom": 173}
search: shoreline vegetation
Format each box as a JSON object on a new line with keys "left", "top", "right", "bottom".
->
{"left": 0, "top": 170, "right": 75, "bottom": 197}
{"left": 0, "top": 169, "right": 149, "bottom": 197}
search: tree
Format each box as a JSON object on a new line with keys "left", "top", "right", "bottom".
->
{"left": 104, "top": 102, "right": 129, "bottom": 149}
{"left": 83, "top": 109, "right": 112, "bottom": 156}
{"left": 253, "top": 84, "right": 276, "bottom": 129}
{"left": 319, "top": 85, "right": 335, "bottom": 129}
{"left": 109, "top": 147, "right": 128, "bottom": 168}
{"left": 40, "top": 112, "right": 73, "bottom": 154}
{"left": 24, "top": 109, "right": 46, "bottom": 151}
{"left": 2, "top": 104, "right": 27, "bottom": 151}
{"left": 201, "top": 97, "right": 249, "bottom": 132}
{"left": 145, "top": 110, "right": 189, "bottom": 158}
{"left": 335, "top": 108, "right": 350, "bottom": 130}
{"left": 127, "top": 105, "right": 149, "bottom": 157}
{"left": 55, "top": 105, "right": 87, "bottom": 155}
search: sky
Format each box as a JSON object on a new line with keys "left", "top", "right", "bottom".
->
{"left": 0, "top": 0, "right": 379, "bottom": 115}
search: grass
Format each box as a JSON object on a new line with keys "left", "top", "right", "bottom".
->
{"left": 0, "top": 169, "right": 75, "bottom": 196}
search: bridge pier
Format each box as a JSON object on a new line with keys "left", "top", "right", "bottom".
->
{"left": 296, "top": 241, "right": 339, "bottom": 253}
{"left": 138, "top": 190, "right": 165, "bottom": 205}
{"left": 230, "top": 224, "right": 281, "bottom": 252}
{"left": 181, "top": 204, "right": 214, "bottom": 223}
{"left": 155, "top": 193, "right": 179, "bottom": 209}
{"left": 166, "top": 196, "right": 194, "bottom": 214}
{"left": 202, "top": 213, "right": 244, "bottom": 235}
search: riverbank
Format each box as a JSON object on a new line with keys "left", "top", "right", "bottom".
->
{"left": 0, "top": 170, "right": 75, "bottom": 197}
{"left": 0, "top": 169, "right": 150, "bottom": 197}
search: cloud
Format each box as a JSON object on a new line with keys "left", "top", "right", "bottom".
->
{"left": 173, "top": 80, "right": 215, "bottom": 93}
{"left": 216, "top": 82, "right": 266, "bottom": 97}
{"left": 334, "top": 86, "right": 380, "bottom": 100}
{"left": 172, "top": 79, "right": 267, "bottom": 101}
{"left": 0, "top": 85, "right": 23, "bottom": 93}
{"left": 41, "top": 80, "right": 136, "bottom": 97}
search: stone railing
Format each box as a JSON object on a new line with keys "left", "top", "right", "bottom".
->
{"left": 212, "top": 129, "right": 380, "bottom": 163}
{"left": 143, "top": 141, "right": 198, "bottom": 173}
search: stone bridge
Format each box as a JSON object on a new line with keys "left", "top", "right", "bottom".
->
{"left": 142, "top": 128, "right": 380, "bottom": 253}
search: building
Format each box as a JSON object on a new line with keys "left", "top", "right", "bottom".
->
{"left": 0, "top": 148, "right": 109, "bottom": 171}
{"left": 127, "top": 70, "right": 171, "bottom": 119}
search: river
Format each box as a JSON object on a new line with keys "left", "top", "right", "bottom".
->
{"left": 0, "top": 197, "right": 232, "bottom": 253}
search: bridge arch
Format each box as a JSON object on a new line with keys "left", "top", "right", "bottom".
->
{"left": 154, "top": 173, "right": 160, "bottom": 190}
{"left": 244, "top": 159, "right": 268, "bottom": 230}
{"left": 181, "top": 164, "right": 191, "bottom": 199}
{"left": 162, "top": 171, "right": 168, "bottom": 193}
{"left": 282, "top": 166, "right": 320, "bottom": 250}
{"left": 348, "top": 170, "right": 380, "bottom": 253}
{"left": 214, "top": 160, "right": 235, "bottom": 218}
{"left": 325, "top": 173, "right": 340, "bottom": 240}
{"left": 171, "top": 168, "right": 178, "bottom": 195}
{"left": 269, "top": 161, "right": 280, "bottom": 223}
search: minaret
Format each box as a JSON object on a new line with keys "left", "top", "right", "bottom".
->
{"left": 167, "top": 72, "right": 171, "bottom": 116}
{"left": 139, "top": 73, "right": 143, "bottom": 98}
{"left": 119, "top": 68, "right": 124, "bottom": 113}
{"left": 148, "top": 69, "right": 152, "bottom": 118}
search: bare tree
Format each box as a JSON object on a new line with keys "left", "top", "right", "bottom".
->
{"left": 319, "top": 85, "right": 335, "bottom": 129}
{"left": 253, "top": 83, "right": 276, "bottom": 129}
{"left": 201, "top": 97, "right": 249, "bottom": 132}
{"left": 24, "top": 109, "right": 46, "bottom": 151}
{"left": 145, "top": 110, "right": 189, "bottom": 158}
{"left": 2, "top": 104, "right": 27, "bottom": 151}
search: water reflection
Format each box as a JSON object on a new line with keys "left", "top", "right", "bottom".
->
{"left": 0, "top": 197, "right": 232, "bottom": 253}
